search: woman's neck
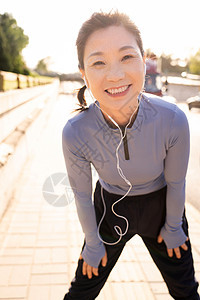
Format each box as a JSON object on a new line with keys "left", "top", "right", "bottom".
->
{"left": 101, "top": 104, "right": 139, "bottom": 129}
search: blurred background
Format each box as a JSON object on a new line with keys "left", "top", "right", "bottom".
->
{"left": 0, "top": 1, "right": 200, "bottom": 299}
{"left": 0, "top": 0, "right": 200, "bottom": 75}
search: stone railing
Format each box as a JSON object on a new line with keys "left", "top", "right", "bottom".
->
{"left": 0, "top": 79, "right": 59, "bottom": 218}
{"left": 0, "top": 70, "right": 53, "bottom": 92}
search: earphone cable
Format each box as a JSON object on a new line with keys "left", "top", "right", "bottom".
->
{"left": 86, "top": 87, "right": 143, "bottom": 245}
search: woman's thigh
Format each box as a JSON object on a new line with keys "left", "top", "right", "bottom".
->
{"left": 142, "top": 216, "right": 199, "bottom": 300}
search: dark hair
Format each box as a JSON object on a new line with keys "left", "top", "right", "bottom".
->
{"left": 75, "top": 11, "right": 144, "bottom": 112}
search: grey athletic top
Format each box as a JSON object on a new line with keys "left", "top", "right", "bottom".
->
{"left": 62, "top": 93, "right": 190, "bottom": 268}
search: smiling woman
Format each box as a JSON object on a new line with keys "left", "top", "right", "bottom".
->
{"left": 81, "top": 25, "right": 145, "bottom": 125}
{"left": 62, "top": 11, "right": 200, "bottom": 300}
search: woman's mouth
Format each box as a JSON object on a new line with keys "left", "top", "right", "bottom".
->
{"left": 105, "top": 84, "right": 131, "bottom": 97}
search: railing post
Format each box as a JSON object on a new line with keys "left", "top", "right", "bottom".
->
{"left": 17, "top": 74, "right": 20, "bottom": 89}
{"left": 0, "top": 73, "right": 4, "bottom": 92}
{"left": 27, "top": 76, "right": 30, "bottom": 88}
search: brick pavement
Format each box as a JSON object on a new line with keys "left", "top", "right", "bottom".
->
{"left": 0, "top": 84, "right": 200, "bottom": 299}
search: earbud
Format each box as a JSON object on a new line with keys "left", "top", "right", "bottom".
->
{"left": 83, "top": 76, "right": 88, "bottom": 88}
{"left": 144, "top": 64, "right": 146, "bottom": 75}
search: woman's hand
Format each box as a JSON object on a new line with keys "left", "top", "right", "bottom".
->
{"left": 79, "top": 251, "right": 107, "bottom": 279}
{"left": 157, "top": 234, "right": 189, "bottom": 259}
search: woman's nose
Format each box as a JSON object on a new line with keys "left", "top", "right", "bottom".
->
{"left": 106, "top": 64, "right": 125, "bottom": 82}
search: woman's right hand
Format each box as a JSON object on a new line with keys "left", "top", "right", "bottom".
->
{"left": 79, "top": 251, "right": 107, "bottom": 279}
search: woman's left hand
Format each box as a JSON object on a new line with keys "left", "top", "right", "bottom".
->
{"left": 157, "top": 234, "right": 189, "bottom": 259}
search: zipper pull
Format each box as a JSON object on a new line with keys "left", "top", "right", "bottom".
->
{"left": 121, "top": 127, "right": 130, "bottom": 160}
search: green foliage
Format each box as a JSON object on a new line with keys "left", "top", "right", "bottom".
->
{"left": 0, "top": 13, "right": 29, "bottom": 74}
{"left": 35, "top": 57, "right": 51, "bottom": 75}
{"left": 189, "top": 49, "right": 200, "bottom": 75}
{"left": 36, "top": 59, "right": 48, "bottom": 74}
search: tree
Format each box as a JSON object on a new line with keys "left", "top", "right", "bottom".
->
{"left": 35, "top": 57, "right": 52, "bottom": 75}
{"left": 189, "top": 49, "right": 200, "bottom": 75}
{"left": 0, "top": 13, "right": 29, "bottom": 74}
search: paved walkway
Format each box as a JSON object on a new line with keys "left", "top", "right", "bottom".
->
{"left": 0, "top": 84, "right": 200, "bottom": 299}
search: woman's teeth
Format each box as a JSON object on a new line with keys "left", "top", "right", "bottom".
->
{"left": 106, "top": 85, "right": 129, "bottom": 95}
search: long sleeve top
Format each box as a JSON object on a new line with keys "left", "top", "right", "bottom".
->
{"left": 62, "top": 93, "right": 190, "bottom": 268}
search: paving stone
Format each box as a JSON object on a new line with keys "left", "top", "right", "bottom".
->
{"left": 0, "top": 298, "right": 25, "bottom": 300}
{"left": 192, "top": 248, "right": 200, "bottom": 263}
{"left": 33, "top": 248, "right": 52, "bottom": 264}
{"left": 52, "top": 248, "right": 68, "bottom": 263}
{"left": 132, "top": 282, "right": 156, "bottom": 300}
{"left": 9, "top": 265, "right": 31, "bottom": 285}
{"left": 36, "top": 238, "right": 67, "bottom": 247}
{"left": 32, "top": 263, "right": 68, "bottom": 274}
{"left": 0, "top": 234, "right": 6, "bottom": 246}
{"left": 150, "top": 282, "right": 169, "bottom": 294}
{"left": 96, "top": 283, "right": 111, "bottom": 300}
{"left": 66, "top": 246, "right": 82, "bottom": 263}
{"left": 38, "top": 223, "right": 54, "bottom": 234}
{"left": 50, "top": 285, "right": 69, "bottom": 300}
{"left": 0, "top": 255, "right": 33, "bottom": 265}
{"left": 196, "top": 271, "right": 200, "bottom": 283}
{"left": 155, "top": 295, "right": 173, "bottom": 300}
{"left": 2, "top": 234, "right": 21, "bottom": 248}
{"left": 140, "top": 262, "right": 163, "bottom": 282}
{"left": 30, "top": 274, "right": 51, "bottom": 285}
{"left": 108, "top": 261, "right": 145, "bottom": 282}
{"left": 98, "top": 282, "right": 155, "bottom": 300}
{"left": 51, "top": 274, "right": 68, "bottom": 284}
{"left": 0, "top": 286, "right": 27, "bottom": 298}
{"left": 31, "top": 273, "right": 67, "bottom": 285}
{"left": 135, "top": 252, "right": 154, "bottom": 262}
{"left": 20, "top": 234, "right": 37, "bottom": 247}
{"left": 2, "top": 248, "right": 34, "bottom": 256}
{"left": 195, "top": 262, "right": 200, "bottom": 272}
{"left": 0, "top": 266, "right": 12, "bottom": 286}
{"left": 9, "top": 213, "right": 39, "bottom": 223}
{"left": 27, "top": 285, "right": 50, "bottom": 300}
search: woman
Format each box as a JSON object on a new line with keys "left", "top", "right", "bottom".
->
{"left": 62, "top": 11, "right": 199, "bottom": 300}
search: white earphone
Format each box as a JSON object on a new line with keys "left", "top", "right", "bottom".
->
{"left": 83, "top": 76, "right": 88, "bottom": 88}
{"left": 83, "top": 79, "right": 143, "bottom": 245}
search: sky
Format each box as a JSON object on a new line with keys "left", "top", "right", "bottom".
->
{"left": 1, "top": 0, "right": 200, "bottom": 73}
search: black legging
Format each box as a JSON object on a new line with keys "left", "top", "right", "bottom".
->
{"left": 64, "top": 181, "right": 199, "bottom": 300}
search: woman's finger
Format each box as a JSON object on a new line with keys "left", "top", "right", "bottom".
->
{"left": 101, "top": 251, "right": 107, "bottom": 267}
{"left": 157, "top": 234, "right": 163, "bottom": 243}
{"left": 181, "top": 243, "right": 188, "bottom": 251}
{"left": 86, "top": 264, "right": 92, "bottom": 279}
{"left": 92, "top": 267, "right": 99, "bottom": 276}
{"left": 174, "top": 247, "right": 181, "bottom": 259}
{"left": 82, "top": 261, "right": 87, "bottom": 275}
{"left": 167, "top": 248, "right": 173, "bottom": 257}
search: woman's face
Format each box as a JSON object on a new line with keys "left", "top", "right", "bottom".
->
{"left": 81, "top": 25, "right": 146, "bottom": 112}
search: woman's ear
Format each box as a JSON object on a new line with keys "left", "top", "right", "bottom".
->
{"left": 80, "top": 68, "right": 85, "bottom": 79}
{"left": 80, "top": 69, "right": 88, "bottom": 88}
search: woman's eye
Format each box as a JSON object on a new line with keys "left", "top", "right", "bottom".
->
{"left": 122, "top": 55, "right": 134, "bottom": 61}
{"left": 93, "top": 61, "right": 105, "bottom": 66}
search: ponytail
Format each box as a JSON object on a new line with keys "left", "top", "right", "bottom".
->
{"left": 75, "top": 85, "right": 88, "bottom": 112}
